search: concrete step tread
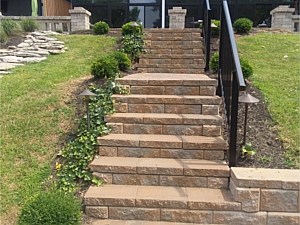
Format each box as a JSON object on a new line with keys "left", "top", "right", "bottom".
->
{"left": 112, "top": 94, "right": 221, "bottom": 105}
{"left": 138, "top": 64, "right": 204, "bottom": 69}
{"left": 84, "top": 185, "right": 241, "bottom": 210}
{"left": 90, "top": 219, "right": 224, "bottom": 225}
{"left": 140, "top": 54, "right": 204, "bottom": 59}
{"left": 90, "top": 157, "right": 229, "bottom": 177}
{"left": 106, "top": 113, "right": 222, "bottom": 125}
{"left": 97, "top": 134, "right": 227, "bottom": 149}
{"left": 116, "top": 73, "right": 216, "bottom": 86}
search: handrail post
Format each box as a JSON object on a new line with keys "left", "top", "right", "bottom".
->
{"left": 202, "top": 0, "right": 212, "bottom": 72}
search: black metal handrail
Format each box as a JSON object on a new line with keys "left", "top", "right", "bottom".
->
{"left": 202, "top": 0, "right": 212, "bottom": 71}
{"left": 218, "top": 0, "right": 246, "bottom": 167}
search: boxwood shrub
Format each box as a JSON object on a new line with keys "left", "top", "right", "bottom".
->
{"left": 91, "top": 55, "right": 119, "bottom": 79}
{"left": 233, "top": 18, "right": 253, "bottom": 34}
{"left": 209, "top": 53, "right": 254, "bottom": 79}
{"left": 111, "top": 51, "right": 131, "bottom": 71}
{"left": 18, "top": 191, "right": 81, "bottom": 225}
{"left": 93, "top": 21, "right": 109, "bottom": 35}
{"left": 121, "top": 22, "right": 143, "bottom": 36}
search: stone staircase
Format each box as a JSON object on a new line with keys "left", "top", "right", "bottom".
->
{"left": 83, "top": 72, "right": 243, "bottom": 224}
{"left": 138, "top": 29, "right": 204, "bottom": 74}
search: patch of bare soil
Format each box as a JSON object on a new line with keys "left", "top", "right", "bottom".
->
{"left": 235, "top": 85, "right": 287, "bottom": 168}
{"left": 0, "top": 35, "right": 25, "bottom": 49}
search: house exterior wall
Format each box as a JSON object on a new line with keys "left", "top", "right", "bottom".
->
{"left": 44, "top": 0, "right": 72, "bottom": 16}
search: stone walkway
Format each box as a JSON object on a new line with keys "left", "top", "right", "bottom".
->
{"left": 0, "top": 31, "right": 66, "bottom": 77}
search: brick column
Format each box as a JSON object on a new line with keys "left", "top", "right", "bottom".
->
{"left": 168, "top": 7, "right": 187, "bottom": 29}
{"left": 270, "top": 5, "right": 295, "bottom": 31}
{"left": 69, "top": 7, "right": 91, "bottom": 32}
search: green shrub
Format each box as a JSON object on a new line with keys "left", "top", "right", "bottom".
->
{"left": 233, "top": 18, "right": 253, "bottom": 34}
{"left": 240, "top": 58, "right": 254, "bottom": 79}
{"left": 0, "top": 26, "right": 8, "bottom": 44}
{"left": 121, "top": 22, "right": 143, "bottom": 36}
{"left": 121, "top": 34, "right": 145, "bottom": 62}
{"left": 211, "top": 20, "right": 220, "bottom": 37}
{"left": 111, "top": 51, "right": 131, "bottom": 71}
{"left": 18, "top": 191, "right": 81, "bottom": 225}
{"left": 209, "top": 52, "right": 219, "bottom": 73}
{"left": 1, "top": 19, "right": 20, "bottom": 36}
{"left": 209, "top": 53, "right": 254, "bottom": 79}
{"left": 91, "top": 55, "right": 119, "bottom": 79}
{"left": 93, "top": 21, "right": 109, "bottom": 35}
{"left": 20, "top": 19, "right": 39, "bottom": 32}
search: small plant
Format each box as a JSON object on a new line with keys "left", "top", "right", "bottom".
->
{"left": 18, "top": 190, "right": 81, "bottom": 225}
{"left": 121, "top": 22, "right": 143, "bottom": 36}
{"left": 209, "top": 52, "right": 219, "bottom": 73}
{"left": 111, "top": 51, "right": 131, "bottom": 71}
{"left": 240, "top": 58, "right": 253, "bottom": 79}
{"left": 20, "top": 19, "right": 39, "bottom": 32}
{"left": 1, "top": 19, "right": 20, "bottom": 36}
{"left": 0, "top": 26, "right": 8, "bottom": 44}
{"left": 120, "top": 34, "right": 145, "bottom": 62}
{"left": 91, "top": 55, "right": 119, "bottom": 79}
{"left": 93, "top": 21, "right": 109, "bottom": 35}
{"left": 209, "top": 53, "right": 254, "bottom": 79}
{"left": 233, "top": 18, "right": 253, "bottom": 34}
{"left": 211, "top": 20, "right": 220, "bottom": 37}
{"left": 241, "top": 143, "right": 257, "bottom": 158}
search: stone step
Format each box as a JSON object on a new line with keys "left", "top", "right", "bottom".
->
{"left": 144, "top": 32, "right": 201, "bottom": 41}
{"left": 89, "top": 220, "right": 226, "bottom": 225}
{"left": 145, "top": 48, "right": 203, "bottom": 55}
{"left": 98, "top": 134, "right": 226, "bottom": 160}
{"left": 137, "top": 63, "right": 204, "bottom": 69}
{"left": 137, "top": 68, "right": 204, "bottom": 74}
{"left": 113, "top": 95, "right": 220, "bottom": 115}
{"left": 90, "top": 157, "right": 229, "bottom": 189}
{"left": 139, "top": 59, "right": 204, "bottom": 65}
{"left": 140, "top": 54, "right": 203, "bottom": 59}
{"left": 106, "top": 113, "right": 222, "bottom": 136}
{"left": 116, "top": 73, "right": 216, "bottom": 87}
{"left": 84, "top": 185, "right": 241, "bottom": 222}
{"left": 144, "top": 43, "right": 203, "bottom": 50}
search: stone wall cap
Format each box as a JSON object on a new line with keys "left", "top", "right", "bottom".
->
{"left": 231, "top": 167, "right": 300, "bottom": 189}
{"left": 69, "top": 7, "right": 91, "bottom": 16}
{"left": 270, "top": 5, "right": 295, "bottom": 15}
{"left": 168, "top": 7, "right": 187, "bottom": 14}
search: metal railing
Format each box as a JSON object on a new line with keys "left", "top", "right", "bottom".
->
{"left": 202, "top": 0, "right": 212, "bottom": 71}
{"left": 218, "top": 0, "right": 246, "bottom": 167}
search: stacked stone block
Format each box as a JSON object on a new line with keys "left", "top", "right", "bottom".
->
{"left": 270, "top": 5, "right": 295, "bottom": 31}
{"left": 168, "top": 7, "right": 187, "bottom": 29}
{"left": 69, "top": 7, "right": 91, "bottom": 32}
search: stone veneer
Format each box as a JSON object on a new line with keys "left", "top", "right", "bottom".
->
{"left": 230, "top": 167, "right": 300, "bottom": 225}
{"left": 69, "top": 7, "right": 91, "bottom": 32}
{"left": 168, "top": 7, "right": 187, "bottom": 29}
{"left": 270, "top": 5, "right": 296, "bottom": 31}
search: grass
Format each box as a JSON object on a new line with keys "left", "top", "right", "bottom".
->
{"left": 0, "top": 34, "right": 116, "bottom": 224}
{"left": 237, "top": 32, "right": 300, "bottom": 168}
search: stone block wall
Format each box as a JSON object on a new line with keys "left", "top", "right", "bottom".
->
{"left": 230, "top": 167, "right": 300, "bottom": 225}
{"left": 168, "top": 7, "right": 187, "bottom": 29}
{"left": 270, "top": 5, "right": 295, "bottom": 31}
{"left": 69, "top": 7, "right": 91, "bottom": 32}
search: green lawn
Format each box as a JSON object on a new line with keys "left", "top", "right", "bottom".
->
{"left": 0, "top": 35, "right": 116, "bottom": 224}
{"left": 237, "top": 33, "right": 300, "bottom": 168}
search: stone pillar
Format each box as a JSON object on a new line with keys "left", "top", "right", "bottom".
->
{"left": 270, "top": 5, "right": 295, "bottom": 31}
{"left": 168, "top": 7, "right": 187, "bottom": 29}
{"left": 69, "top": 7, "right": 91, "bottom": 32}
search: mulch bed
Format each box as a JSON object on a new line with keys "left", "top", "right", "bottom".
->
{"left": 0, "top": 35, "right": 25, "bottom": 49}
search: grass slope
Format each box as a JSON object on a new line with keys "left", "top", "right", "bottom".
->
{"left": 0, "top": 35, "right": 115, "bottom": 224}
{"left": 237, "top": 33, "right": 300, "bottom": 168}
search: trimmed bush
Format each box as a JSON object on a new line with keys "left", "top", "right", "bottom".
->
{"left": 20, "top": 19, "right": 39, "bottom": 32}
{"left": 0, "top": 26, "right": 8, "bottom": 44}
{"left": 121, "top": 34, "right": 145, "bottom": 62}
{"left": 240, "top": 58, "right": 254, "bottom": 79}
{"left": 91, "top": 55, "right": 119, "bottom": 79}
{"left": 209, "top": 53, "right": 254, "bottom": 79}
{"left": 1, "top": 19, "right": 20, "bottom": 36}
{"left": 18, "top": 191, "right": 81, "bottom": 225}
{"left": 121, "top": 22, "right": 143, "bottom": 36}
{"left": 209, "top": 52, "right": 219, "bottom": 73}
{"left": 233, "top": 18, "right": 253, "bottom": 34}
{"left": 93, "top": 21, "right": 109, "bottom": 35}
{"left": 211, "top": 20, "right": 220, "bottom": 37}
{"left": 111, "top": 51, "right": 131, "bottom": 71}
